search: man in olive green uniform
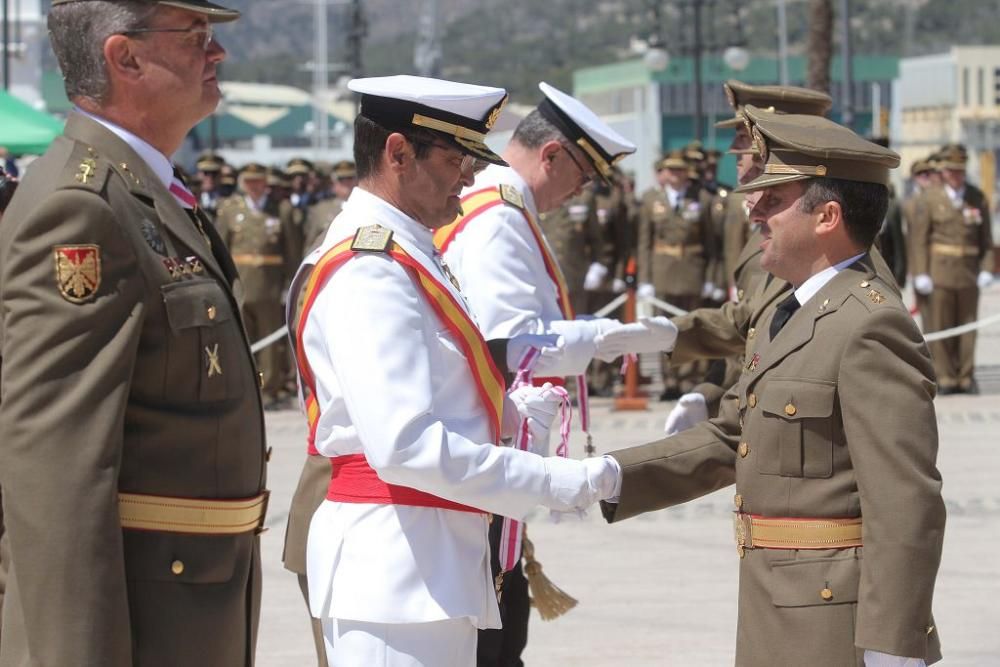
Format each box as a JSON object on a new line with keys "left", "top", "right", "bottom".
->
{"left": 637, "top": 149, "right": 716, "bottom": 399}
{"left": 195, "top": 150, "right": 226, "bottom": 221}
{"left": 601, "top": 107, "right": 945, "bottom": 667}
{"left": 0, "top": 1, "right": 268, "bottom": 665}
{"left": 665, "top": 81, "right": 834, "bottom": 429}
{"left": 538, "top": 189, "right": 607, "bottom": 318}
{"left": 902, "top": 158, "right": 938, "bottom": 323}
{"left": 301, "top": 160, "right": 357, "bottom": 256}
{"left": 217, "top": 163, "right": 302, "bottom": 407}
{"left": 910, "top": 145, "right": 994, "bottom": 393}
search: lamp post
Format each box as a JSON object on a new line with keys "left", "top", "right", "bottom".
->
{"left": 641, "top": 0, "right": 749, "bottom": 142}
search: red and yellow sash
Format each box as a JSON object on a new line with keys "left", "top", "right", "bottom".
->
{"left": 435, "top": 186, "right": 575, "bottom": 319}
{"left": 295, "top": 234, "right": 506, "bottom": 511}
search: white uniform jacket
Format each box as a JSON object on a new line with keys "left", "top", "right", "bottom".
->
{"left": 442, "top": 164, "right": 565, "bottom": 339}
{"left": 300, "top": 187, "right": 555, "bottom": 628}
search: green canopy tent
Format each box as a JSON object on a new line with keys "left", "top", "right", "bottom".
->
{"left": 0, "top": 91, "right": 64, "bottom": 155}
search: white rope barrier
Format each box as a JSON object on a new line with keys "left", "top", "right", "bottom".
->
{"left": 246, "top": 293, "right": 1000, "bottom": 352}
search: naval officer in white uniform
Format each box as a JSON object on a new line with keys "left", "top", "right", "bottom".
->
{"left": 294, "top": 76, "right": 621, "bottom": 667}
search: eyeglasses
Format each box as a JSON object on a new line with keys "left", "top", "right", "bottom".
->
{"left": 415, "top": 139, "right": 489, "bottom": 175}
{"left": 560, "top": 144, "right": 595, "bottom": 187}
{"left": 121, "top": 24, "right": 215, "bottom": 51}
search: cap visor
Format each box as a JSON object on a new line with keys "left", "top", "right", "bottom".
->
{"left": 715, "top": 116, "right": 744, "bottom": 129}
{"left": 159, "top": 1, "right": 240, "bottom": 22}
{"left": 734, "top": 171, "right": 812, "bottom": 193}
{"left": 453, "top": 137, "right": 508, "bottom": 167}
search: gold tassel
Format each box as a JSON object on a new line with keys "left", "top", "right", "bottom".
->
{"left": 522, "top": 530, "right": 577, "bottom": 621}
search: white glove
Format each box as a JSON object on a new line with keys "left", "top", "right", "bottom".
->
{"left": 711, "top": 287, "right": 726, "bottom": 302}
{"left": 612, "top": 277, "right": 627, "bottom": 293}
{"left": 663, "top": 392, "right": 709, "bottom": 435}
{"left": 913, "top": 274, "right": 933, "bottom": 295}
{"left": 539, "top": 318, "right": 620, "bottom": 376}
{"left": 863, "top": 650, "right": 926, "bottom": 667}
{"left": 701, "top": 281, "right": 715, "bottom": 298}
{"left": 977, "top": 270, "right": 993, "bottom": 289}
{"left": 507, "top": 383, "right": 563, "bottom": 456}
{"left": 593, "top": 316, "right": 679, "bottom": 361}
{"left": 506, "top": 333, "right": 560, "bottom": 372}
{"left": 583, "top": 262, "right": 608, "bottom": 291}
{"left": 637, "top": 283, "right": 655, "bottom": 300}
{"left": 542, "top": 456, "right": 619, "bottom": 512}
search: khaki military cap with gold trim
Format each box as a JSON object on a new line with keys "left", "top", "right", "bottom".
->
{"left": 332, "top": 160, "right": 357, "bottom": 179}
{"left": 196, "top": 151, "right": 224, "bottom": 173}
{"left": 717, "top": 79, "right": 833, "bottom": 129}
{"left": 51, "top": 0, "right": 240, "bottom": 22}
{"left": 936, "top": 144, "right": 967, "bottom": 170}
{"left": 266, "top": 168, "right": 288, "bottom": 187}
{"left": 655, "top": 149, "right": 688, "bottom": 171}
{"left": 286, "top": 158, "right": 314, "bottom": 176}
{"left": 735, "top": 105, "right": 899, "bottom": 193}
{"left": 910, "top": 160, "right": 933, "bottom": 177}
{"left": 238, "top": 162, "right": 267, "bottom": 179}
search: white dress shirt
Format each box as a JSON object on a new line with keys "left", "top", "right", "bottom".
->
{"left": 301, "top": 187, "right": 562, "bottom": 628}
{"left": 793, "top": 252, "right": 865, "bottom": 306}
{"left": 76, "top": 107, "right": 173, "bottom": 190}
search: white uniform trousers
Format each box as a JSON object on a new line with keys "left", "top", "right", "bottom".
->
{"left": 322, "top": 617, "right": 477, "bottom": 667}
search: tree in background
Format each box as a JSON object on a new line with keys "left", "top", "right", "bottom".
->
{"left": 807, "top": 0, "right": 833, "bottom": 93}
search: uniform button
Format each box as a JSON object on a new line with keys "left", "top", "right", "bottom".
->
{"left": 207, "top": 304, "right": 217, "bottom": 320}
{"left": 171, "top": 560, "right": 185, "bottom": 575}
{"left": 820, "top": 587, "right": 833, "bottom": 601}
{"left": 738, "top": 442, "right": 749, "bottom": 457}
{"left": 748, "top": 393, "right": 757, "bottom": 408}
{"left": 734, "top": 493, "right": 743, "bottom": 509}
{"left": 258, "top": 371, "right": 265, "bottom": 388}
{"left": 859, "top": 280, "right": 870, "bottom": 288}
{"left": 784, "top": 403, "right": 797, "bottom": 416}
{"left": 748, "top": 327, "right": 756, "bottom": 339}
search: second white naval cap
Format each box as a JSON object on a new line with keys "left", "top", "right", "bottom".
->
{"left": 536, "top": 81, "right": 636, "bottom": 183}
{"left": 348, "top": 75, "right": 509, "bottom": 166}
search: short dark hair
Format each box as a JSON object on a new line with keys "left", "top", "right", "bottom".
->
{"left": 352, "top": 115, "right": 440, "bottom": 181}
{"left": 511, "top": 109, "right": 563, "bottom": 149}
{"left": 798, "top": 177, "right": 888, "bottom": 248}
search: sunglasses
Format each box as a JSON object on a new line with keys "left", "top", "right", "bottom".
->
{"left": 121, "top": 24, "right": 215, "bottom": 52}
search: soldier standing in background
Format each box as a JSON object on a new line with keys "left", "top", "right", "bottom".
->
{"left": 301, "top": 160, "right": 357, "bottom": 255}
{"left": 216, "top": 162, "right": 301, "bottom": 408}
{"left": 195, "top": 150, "right": 226, "bottom": 220}
{"left": 287, "top": 157, "right": 316, "bottom": 210}
{"left": 637, "top": 148, "right": 716, "bottom": 400}
{"left": 910, "top": 144, "right": 994, "bottom": 394}
{"left": 903, "top": 157, "right": 939, "bottom": 322}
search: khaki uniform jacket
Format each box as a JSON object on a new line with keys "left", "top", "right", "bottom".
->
{"left": 0, "top": 113, "right": 267, "bottom": 666}
{"left": 603, "top": 255, "right": 945, "bottom": 666}
{"left": 538, "top": 192, "right": 609, "bottom": 313}
{"left": 217, "top": 194, "right": 301, "bottom": 304}
{"left": 638, "top": 184, "right": 716, "bottom": 295}
{"left": 301, "top": 197, "right": 344, "bottom": 257}
{"left": 593, "top": 187, "right": 633, "bottom": 284}
{"left": 910, "top": 184, "right": 994, "bottom": 289}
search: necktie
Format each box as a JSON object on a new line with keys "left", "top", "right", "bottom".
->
{"left": 169, "top": 168, "right": 197, "bottom": 210}
{"left": 769, "top": 292, "right": 801, "bottom": 340}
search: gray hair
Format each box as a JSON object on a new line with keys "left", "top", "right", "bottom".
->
{"left": 48, "top": 0, "right": 156, "bottom": 104}
{"left": 511, "top": 109, "right": 564, "bottom": 149}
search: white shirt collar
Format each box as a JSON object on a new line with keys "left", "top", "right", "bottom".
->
{"left": 665, "top": 185, "right": 685, "bottom": 208}
{"left": 793, "top": 252, "right": 865, "bottom": 307}
{"left": 75, "top": 107, "right": 174, "bottom": 190}
{"left": 945, "top": 184, "right": 965, "bottom": 205}
{"left": 473, "top": 164, "right": 539, "bottom": 217}
{"left": 336, "top": 186, "right": 437, "bottom": 258}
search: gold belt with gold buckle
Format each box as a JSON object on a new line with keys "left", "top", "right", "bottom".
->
{"left": 119, "top": 491, "right": 270, "bottom": 535}
{"left": 733, "top": 513, "right": 862, "bottom": 558}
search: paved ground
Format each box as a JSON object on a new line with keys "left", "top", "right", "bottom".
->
{"left": 256, "top": 287, "right": 1000, "bottom": 666}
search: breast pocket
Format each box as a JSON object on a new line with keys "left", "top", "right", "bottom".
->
{"left": 758, "top": 379, "right": 836, "bottom": 478}
{"left": 161, "top": 279, "right": 247, "bottom": 403}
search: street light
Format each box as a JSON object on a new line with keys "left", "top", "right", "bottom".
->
{"left": 723, "top": 46, "right": 750, "bottom": 72}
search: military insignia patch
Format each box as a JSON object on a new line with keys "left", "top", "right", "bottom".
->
{"left": 866, "top": 288, "right": 885, "bottom": 305}
{"left": 723, "top": 82, "right": 736, "bottom": 110}
{"left": 744, "top": 352, "right": 760, "bottom": 373}
{"left": 140, "top": 219, "right": 167, "bottom": 255}
{"left": 484, "top": 95, "right": 507, "bottom": 130}
{"left": 751, "top": 126, "right": 768, "bottom": 162}
{"left": 499, "top": 184, "right": 524, "bottom": 210}
{"left": 54, "top": 245, "right": 101, "bottom": 303}
{"left": 76, "top": 157, "right": 98, "bottom": 185}
{"left": 351, "top": 225, "right": 393, "bottom": 252}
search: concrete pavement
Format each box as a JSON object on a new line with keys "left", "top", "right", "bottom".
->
{"left": 256, "top": 287, "right": 1000, "bottom": 665}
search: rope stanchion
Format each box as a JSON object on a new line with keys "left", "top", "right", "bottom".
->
{"left": 923, "top": 312, "right": 1000, "bottom": 342}
{"left": 640, "top": 295, "right": 689, "bottom": 317}
{"left": 250, "top": 325, "right": 289, "bottom": 354}
{"left": 592, "top": 292, "right": 628, "bottom": 318}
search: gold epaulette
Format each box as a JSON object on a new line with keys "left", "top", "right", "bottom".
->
{"left": 499, "top": 184, "right": 525, "bottom": 210}
{"left": 351, "top": 224, "right": 394, "bottom": 252}
{"left": 63, "top": 143, "right": 110, "bottom": 193}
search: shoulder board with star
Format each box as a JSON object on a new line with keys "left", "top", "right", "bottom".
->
{"left": 853, "top": 277, "right": 890, "bottom": 308}
{"left": 351, "top": 224, "right": 394, "bottom": 253}
{"left": 60, "top": 143, "right": 110, "bottom": 194}
{"left": 498, "top": 184, "right": 525, "bottom": 210}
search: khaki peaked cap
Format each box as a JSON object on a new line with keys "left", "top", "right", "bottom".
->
{"left": 717, "top": 79, "right": 833, "bottom": 129}
{"left": 51, "top": 0, "right": 240, "bottom": 22}
{"left": 735, "top": 105, "right": 899, "bottom": 192}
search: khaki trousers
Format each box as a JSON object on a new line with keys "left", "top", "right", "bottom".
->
{"left": 925, "top": 286, "right": 978, "bottom": 390}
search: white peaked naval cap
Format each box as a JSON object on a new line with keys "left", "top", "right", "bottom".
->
{"left": 536, "top": 81, "right": 637, "bottom": 183}
{"left": 348, "top": 75, "right": 509, "bottom": 166}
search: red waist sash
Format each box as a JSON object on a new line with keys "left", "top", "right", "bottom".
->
{"left": 326, "top": 454, "right": 483, "bottom": 514}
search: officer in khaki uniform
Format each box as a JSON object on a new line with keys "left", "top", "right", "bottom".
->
{"left": 0, "top": 1, "right": 268, "bottom": 664}
{"left": 910, "top": 145, "right": 994, "bottom": 393}
{"left": 301, "top": 160, "right": 357, "bottom": 256}
{"left": 637, "top": 149, "right": 716, "bottom": 398}
{"left": 665, "top": 81, "right": 834, "bottom": 428}
{"left": 216, "top": 163, "right": 301, "bottom": 407}
{"left": 195, "top": 150, "right": 226, "bottom": 221}
{"left": 902, "top": 158, "right": 939, "bottom": 322}
{"left": 600, "top": 107, "right": 945, "bottom": 666}
{"left": 538, "top": 189, "right": 606, "bottom": 317}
